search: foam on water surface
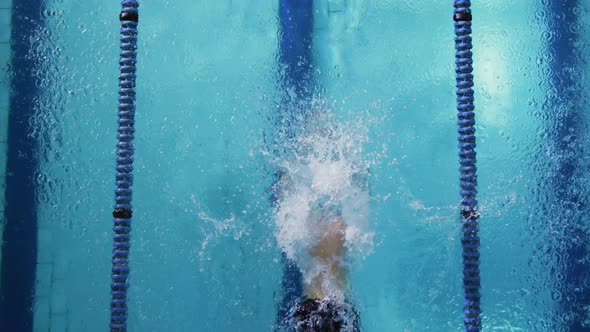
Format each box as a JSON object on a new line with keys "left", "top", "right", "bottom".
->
{"left": 272, "top": 107, "right": 374, "bottom": 299}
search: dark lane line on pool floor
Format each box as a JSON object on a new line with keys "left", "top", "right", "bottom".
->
{"left": 0, "top": 0, "right": 43, "bottom": 330}
{"left": 275, "top": 0, "right": 314, "bottom": 329}
{"left": 545, "top": 1, "right": 590, "bottom": 330}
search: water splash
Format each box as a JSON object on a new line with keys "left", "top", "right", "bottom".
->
{"left": 272, "top": 109, "right": 374, "bottom": 298}
{"left": 191, "top": 194, "right": 246, "bottom": 271}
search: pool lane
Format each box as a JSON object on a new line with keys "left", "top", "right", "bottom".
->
{"left": 545, "top": 1, "right": 590, "bottom": 330}
{"left": 0, "top": 0, "right": 43, "bottom": 330}
{"left": 275, "top": 0, "right": 314, "bottom": 328}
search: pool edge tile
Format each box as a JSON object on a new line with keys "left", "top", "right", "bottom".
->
{"left": 50, "top": 313, "right": 67, "bottom": 332}
{"left": 33, "top": 296, "right": 51, "bottom": 332}
{"left": 0, "top": 0, "right": 12, "bottom": 10}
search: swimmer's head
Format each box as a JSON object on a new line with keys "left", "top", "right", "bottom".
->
{"left": 292, "top": 298, "right": 360, "bottom": 332}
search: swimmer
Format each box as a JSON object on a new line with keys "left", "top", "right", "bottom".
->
{"left": 273, "top": 171, "right": 361, "bottom": 331}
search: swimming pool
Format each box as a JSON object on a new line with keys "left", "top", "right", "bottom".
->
{"left": 1, "top": 0, "right": 589, "bottom": 331}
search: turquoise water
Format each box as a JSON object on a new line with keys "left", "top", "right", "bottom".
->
{"left": 2, "top": 0, "right": 590, "bottom": 331}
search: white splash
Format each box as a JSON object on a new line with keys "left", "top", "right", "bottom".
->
{"left": 191, "top": 195, "right": 246, "bottom": 271}
{"left": 273, "top": 111, "right": 374, "bottom": 297}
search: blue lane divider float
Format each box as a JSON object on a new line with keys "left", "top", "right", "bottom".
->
{"left": 453, "top": 1, "right": 481, "bottom": 331}
{"left": 545, "top": 1, "right": 590, "bottom": 331}
{"left": 0, "top": 0, "right": 43, "bottom": 330}
{"left": 110, "top": 1, "right": 139, "bottom": 331}
{"left": 275, "top": 0, "right": 314, "bottom": 328}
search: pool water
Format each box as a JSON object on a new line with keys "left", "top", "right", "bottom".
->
{"left": 1, "top": 0, "right": 589, "bottom": 331}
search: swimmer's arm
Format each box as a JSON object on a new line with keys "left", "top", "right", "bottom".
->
{"left": 305, "top": 219, "right": 348, "bottom": 299}
{"left": 309, "top": 220, "right": 345, "bottom": 259}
